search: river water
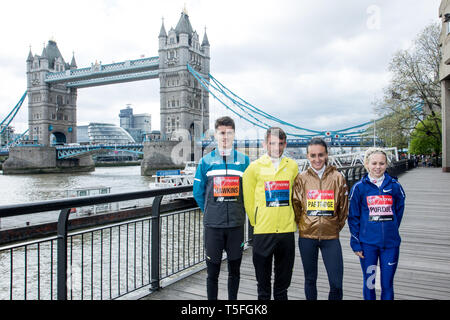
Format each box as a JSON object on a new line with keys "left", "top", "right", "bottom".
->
{"left": 0, "top": 165, "right": 204, "bottom": 300}
{"left": 0, "top": 166, "right": 155, "bottom": 229}
{"left": 0, "top": 165, "right": 153, "bottom": 205}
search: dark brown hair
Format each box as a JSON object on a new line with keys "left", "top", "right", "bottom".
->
{"left": 215, "top": 116, "right": 235, "bottom": 130}
{"left": 307, "top": 137, "right": 329, "bottom": 154}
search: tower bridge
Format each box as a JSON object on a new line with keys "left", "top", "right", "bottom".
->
{"left": 3, "top": 10, "right": 211, "bottom": 175}
{"left": 2, "top": 9, "right": 388, "bottom": 175}
{"left": 25, "top": 10, "right": 210, "bottom": 147}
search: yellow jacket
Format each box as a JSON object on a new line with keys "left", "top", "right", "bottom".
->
{"left": 243, "top": 154, "right": 299, "bottom": 234}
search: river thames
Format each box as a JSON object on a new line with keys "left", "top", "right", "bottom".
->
{"left": 0, "top": 165, "right": 203, "bottom": 300}
{"left": 0, "top": 165, "right": 155, "bottom": 229}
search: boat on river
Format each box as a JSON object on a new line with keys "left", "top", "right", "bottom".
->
{"left": 66, "top": 186, "right": 112, "bottom": 215}
{"left": 148, "top": 162, "right": 197, "bottom": 201}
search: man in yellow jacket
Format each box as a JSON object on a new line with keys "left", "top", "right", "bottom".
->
{"left": 242, "top": 127, "right": 298, "bottom": 300}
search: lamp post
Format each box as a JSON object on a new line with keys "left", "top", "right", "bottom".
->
{"left": 373, "top": 119, "right": 376, "bottom": 147}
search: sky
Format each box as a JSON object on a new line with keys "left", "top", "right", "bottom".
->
{"left": 0, "top": 0, "right": 442, "bottom": 139}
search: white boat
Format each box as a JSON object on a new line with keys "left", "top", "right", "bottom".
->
{"left": 66, "top": 186, "right": 111, "bottom": 198}
{"left": 66, "top": 186, "right": 112, "bottom": 215}
{"left": 149, "top": 162, "right": 197, "bottom": 201}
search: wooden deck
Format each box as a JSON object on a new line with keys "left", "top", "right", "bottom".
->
{"left": 142, "top": 168, "right": 450, "bottom": 300}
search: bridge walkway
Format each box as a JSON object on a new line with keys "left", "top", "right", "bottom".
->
{"left": 141, "top": 168, "right": 450, "bottom": 300}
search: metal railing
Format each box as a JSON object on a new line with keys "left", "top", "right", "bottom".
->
{"left": 0, "top": 161, "right": 414, "bottom": 300}
{"left": 0, "top": 186, "right": 209, "bottom": 300}
{"left": 338, "top": 159, "right": 414, "bottom": 190}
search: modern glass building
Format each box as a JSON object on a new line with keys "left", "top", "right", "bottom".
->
{"left": 76, "top": 123, "right": 138, "bottom": 162}
{"left": 119, "top": 106, "right": 151, "bottom": 143}
{"left": 77, "top": 123, "right": 135, "bottom": 144}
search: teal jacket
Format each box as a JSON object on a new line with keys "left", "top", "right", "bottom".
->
{"left": 193, "top": 149, "right": 250, "bottom": 228}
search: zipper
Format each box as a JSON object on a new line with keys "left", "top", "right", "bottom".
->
{"left": 362, "top": 178, "right": 377, "bottom": 238}
{"left": 254, "top": 207, "right": 258, "bottom": 224}
{"left": 370, "top": 177, "right": 385, "bottom": 248}
{"left": 379, "top": 184, "right": 385, "bottom": 248}
{"left": 274, "top": 162, "right": 280, "bottom": 233}
{"left": 318, "top": 174, "right": 322, "bottom": 240}
{"left": 224, "top": 155, "right": 229, "bottom": 226}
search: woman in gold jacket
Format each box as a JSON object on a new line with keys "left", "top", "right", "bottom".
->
{"left": 292, "top": 138, "right": 348, "bottom": 300}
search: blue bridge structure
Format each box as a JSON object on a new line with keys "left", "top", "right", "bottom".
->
{"left": 55, "top": 143, "right": 144, "bottom": 159}
{"left": 54, "top": 137, "right": 383, "bottom": 161}
{"left": 44, "top": 56, "right": 159, "bottom": 89}
{"left": 0, "top": 135, "right": 384, "bottom": 160}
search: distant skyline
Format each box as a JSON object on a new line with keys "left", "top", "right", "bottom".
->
{"left": 0, "top": 0, "right": 441, "bottom": 138}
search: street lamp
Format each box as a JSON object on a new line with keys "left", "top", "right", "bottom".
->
{"left": 373, "top": 119, "right": 376, "bottom": 147}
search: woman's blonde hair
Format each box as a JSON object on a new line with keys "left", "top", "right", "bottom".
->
{"left": 363, "top": 147, "right": 389, "bottom": 169}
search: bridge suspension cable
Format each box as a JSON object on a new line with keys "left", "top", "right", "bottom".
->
{"left": 6, "top": 129, "right": 29, "bottom": 148}
{"left": 0, "top": 91, "right": 27, "bottom": 135}
{"left": 188, "top": 65, "right": 315, "bottom": 137}
{"left": 188, "top": 65, "right": 343, "bottom": 137}
{"left": 187, "top": 64, "right": 423, "bottom": 141}
{"left": 208, "top": 72, "right": 323, "bottom": 135}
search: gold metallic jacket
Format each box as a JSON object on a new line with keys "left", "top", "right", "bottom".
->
{"left": 292, "top": 166, "right": 349, "bottom": 240}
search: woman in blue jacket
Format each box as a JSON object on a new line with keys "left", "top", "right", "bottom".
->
{"left": 348, "top": 148, "right": 406, "bottom": 300}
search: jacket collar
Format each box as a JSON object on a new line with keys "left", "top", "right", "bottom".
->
{"left": 259, "top": 154, "right": 289, "bottom": 170}
{"left": 212, "top": 148, "right": 237, "bottom": 162}
{"left": 306, "top": 165, "right": 336, "bottom": 179}
{"left": 362, "top": 172, "right": 393, "bottom": 189}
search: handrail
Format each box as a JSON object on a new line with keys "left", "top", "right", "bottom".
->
{"left": 2, "top": 185, "right": 195, "bottom": 300}
{"left": 0, "top": 185, "right": 192, "bottom": 218}
{"left": 0, "top": 185, "right": 193, "bottom": 300}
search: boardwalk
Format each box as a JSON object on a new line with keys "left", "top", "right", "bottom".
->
{"left": 142, "top": 168, "right": 450, "bottom": 300}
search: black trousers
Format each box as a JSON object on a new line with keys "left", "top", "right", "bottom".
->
{"left": 206, "top": 258, "right": 242, "bottom": 300}
{"left": 204, "top": 226, "right": 244, "bottom": 300}
{"left": 298, "top": 237, "right": 344, "bottom": 300}
{"left": 252, "top": 232, "right": 295, "bottom": 300}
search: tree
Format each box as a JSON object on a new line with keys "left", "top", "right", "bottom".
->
{"left": 372, "top": 22, "right": 442, "bottom": 152}
{"left": 364, "top": 106, "right": 412, "bottom": 149}
{"left": 410, "top": 115, "right": 442, "bottom": 155}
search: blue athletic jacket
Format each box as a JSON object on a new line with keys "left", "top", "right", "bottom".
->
{"left": 348, "top": 173, "right": 406, "bottom": 252}
{"left": 193, "top": 149, "right": 250, "bottom": 228}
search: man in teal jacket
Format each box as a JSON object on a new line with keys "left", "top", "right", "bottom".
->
{"left": 193, "top": 116, "right": 250, "bottom": 300}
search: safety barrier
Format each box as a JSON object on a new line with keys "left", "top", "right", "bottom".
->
{"left": 0, "top": 186, "right": 208, "bottom": 300}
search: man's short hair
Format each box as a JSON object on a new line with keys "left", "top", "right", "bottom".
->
{"left": 265, "top": 127, "right": 287, "bottom": 142}
{"left": 215, "top": 116, "right": 235, "bottom": 130}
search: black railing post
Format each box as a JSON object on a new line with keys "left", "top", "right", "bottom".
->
{"left": 360, "top": 166, "right": 364, "bottom": 181}
{"left": 342, "top": 168, "right": 350, "bottom": 189}
{"left": 247, "top": 220, "right": 253, "bottom": 246}
{"left": 150, "top": 195, "right": 163, "bottom": 292}
{"left": 57, "top": 208, "right": 71, "bottom": 300}
{"left": 351, "top": 167, "right": 356, "bottom": 189}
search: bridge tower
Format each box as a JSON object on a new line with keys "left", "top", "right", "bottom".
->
{"left": 158, "top": 9, "right": 210, "bottom": 141}
{"left": 26, "top": 40, "right": 78, "bottom": 146}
